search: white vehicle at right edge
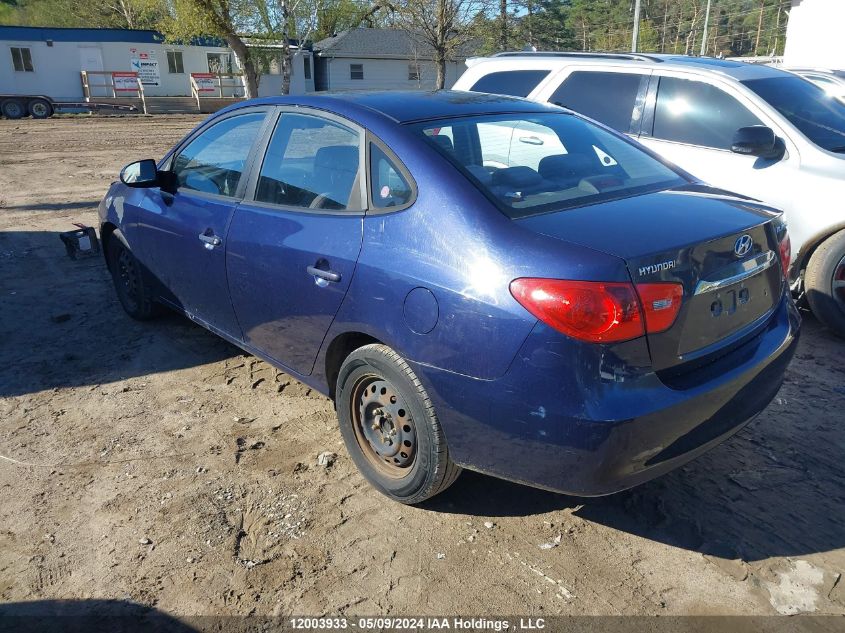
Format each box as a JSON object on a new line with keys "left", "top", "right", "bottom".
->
{"left": 454, "top": 53, "right": 845, "bottom": 337}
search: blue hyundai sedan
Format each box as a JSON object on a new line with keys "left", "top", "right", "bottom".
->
{"left": 99, "top": 91, "right": 799, "bottom": 503}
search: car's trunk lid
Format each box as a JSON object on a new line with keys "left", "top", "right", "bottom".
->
{"left": 516, "top": 185, "right": 784, "bottom": 370}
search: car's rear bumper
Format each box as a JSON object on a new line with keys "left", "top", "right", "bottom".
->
{"left": 411, "top": 294, "right": 800, "bottom": 496}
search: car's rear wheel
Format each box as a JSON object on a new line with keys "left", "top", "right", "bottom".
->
{"left": 107, "top": 236, "right": 161, "bottom": 321}
{"left": 336, "top": 344, "right": 461, "bottom": 504}
{"left": 805, "top": 228, "right": 845, "bottom": 338}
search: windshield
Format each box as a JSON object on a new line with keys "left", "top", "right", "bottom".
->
{"left": 413, "top": 113, "right": 686, "bottom": 219}
{"left": 743, "top": 76, "right": 845, "bottom": 152}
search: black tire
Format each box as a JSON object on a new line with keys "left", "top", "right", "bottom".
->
{"left": 805, "top": 228, "right": 845, "bottom": 338}
{"left": 28, "top": 98, "right": 53, "bottom": 119}
{"left": 106, "top": 236, "right": 161, "bottom": 321}
{"left": 336, "top": 344, "right": 461, "bottom": 504}
{"left": 1, "top": 99, "right": 25, "bottom": 120}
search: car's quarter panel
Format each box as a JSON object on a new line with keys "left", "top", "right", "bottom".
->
{"left": 410, "top": 291, "right": 799, "bottom": 495}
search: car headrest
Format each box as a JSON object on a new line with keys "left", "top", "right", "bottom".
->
{"left": 430, "top": 135, "right": 455, "bottom": 153}
{"left": 465, "top": 164, "right": 492, "bottom": 185}
{"left": 491, "top": 166, "right": 543, "bottom": 189}
{"left": 538, "top": 154, "right": 594, "bottom": 181}
{"left": 314, "top": 145, "right": 359, "bottom": 173}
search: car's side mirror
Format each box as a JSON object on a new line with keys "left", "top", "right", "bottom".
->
{"left": 120, "top": 159, "right": 159, "bottom": 187}
{"left": 731, "top": 126, "right": 784, "bottom": 160}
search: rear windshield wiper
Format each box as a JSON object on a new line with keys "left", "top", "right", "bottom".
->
{"left": 827, "top": 146, "right": 845, "bottom": 153}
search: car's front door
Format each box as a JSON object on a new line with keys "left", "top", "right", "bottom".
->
{"left": 140, "top": 109, "right": 269, "bottom": 337}
{"left": 635, "top": 74, "right": 800, "bottom": 211}
{"left": 226, "top": 109, "right": 365, "bottom": 375}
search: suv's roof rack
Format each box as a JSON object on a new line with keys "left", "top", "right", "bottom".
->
{"left": 491, "top": 51, "right": 664, "bottom": 63}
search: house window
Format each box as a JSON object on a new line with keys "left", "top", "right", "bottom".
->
{"left": 408, "top": 63, "right": 420, "bottom": 81}
{"left": 350, "top": 63, "right": 364, "bottom": 80}
{"left": 207, "top": 53, "right": 232, "bottom": 74}
{"left": 303, "top": 56, "right": 311, "bottom": 80}
{"left": 11, "top": 47, "right": 34, "bottom": 72}
{"left": 166, "top": 51, "right": 184, "bottom": 74}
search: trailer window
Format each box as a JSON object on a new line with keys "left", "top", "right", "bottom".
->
{"left": 11, "top": 47, "right": 34, "bottom": 73}
{"left": 167, "top": 51, "right": 184, "bottom": 74}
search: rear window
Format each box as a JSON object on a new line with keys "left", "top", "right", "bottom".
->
{"left": 469, "top": 70, "right": 551, "bottom": 97}
{"left": 414, "top": 113, "right": 686, "bottom": 219}
{"left": 550, "top": 71, "right": 646, "bottom": 132}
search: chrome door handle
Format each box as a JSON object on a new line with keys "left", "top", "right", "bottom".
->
{"left": 198, "top": 233, "right": 222, "bottom": 248}
{"left": 306, "top": 265, "right": 341, "bottom": 283}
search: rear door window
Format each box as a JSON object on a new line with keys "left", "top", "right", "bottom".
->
{"left": 470, "top": 70, "right": 551, "bottom": 97}
{"left": 549, "top": 71, "right": 646, "bottom": 132}
{"left": 255, "top": 113, "right": 361, "bottom": 211}
{"left": 652, "top": 77, "right": 762, "bottom": 150}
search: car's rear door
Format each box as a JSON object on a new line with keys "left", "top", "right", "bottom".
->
{"left": 140, "top": 107, "right": 271, "bottom": 337}
{"left": 226, "top": 108, "right": 365, "bottom": 376}
{"left": 535, "top": 66, "right": 652, "bottom": 135}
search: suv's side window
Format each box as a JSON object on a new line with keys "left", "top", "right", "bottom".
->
{"left": 470, "top": 70, "right": 551, "bottom": 97}
{"left": 652, "top": 77, "right": 763, "bottom": 150}
{"left": 550, "top": 71, "right": 646, "bottom": 133}
{"left": 370, "top": 144, "right": 412, "bottom": 209}
{"left": 171, "top": 112, "right": 265, "bottom": 197}
{"left": 255, "top": 113, "right": 361, "bottom": 211}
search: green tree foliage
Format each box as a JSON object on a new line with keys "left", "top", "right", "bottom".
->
{"left": 0, "top": 0, "right": 166, "bottom": 29}
{"left": 486, "top": 0, "right": 790, "bottom": 58}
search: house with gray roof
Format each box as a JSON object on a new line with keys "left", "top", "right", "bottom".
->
{"left": 312, "top": 28, "right": 473, "bottom": 91}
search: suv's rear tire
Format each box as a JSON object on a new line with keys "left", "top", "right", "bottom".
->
{"left": 106, "top": 236, "right": 161, "bottom": 321}
{"left": 336, "top": 344, "right": 461, "bottom": 504}
{"left": 805, "top": 229, "right": 845, "bottom": 338}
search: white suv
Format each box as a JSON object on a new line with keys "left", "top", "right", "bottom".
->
{"left": 454, "top": 52, "right": 845, "bottom": 336}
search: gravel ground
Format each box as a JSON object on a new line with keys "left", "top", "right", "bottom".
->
{"left": 0, "top": 115, "right": 844, "bottom": 618}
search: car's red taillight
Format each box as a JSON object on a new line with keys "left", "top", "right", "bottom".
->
{"left": 778, "top": 233, "right": 791, "bottom": 280}
{"left": 510, "top": 279, "right": 642, "bottom": 343}
{"left": 510, "top": 278, "right": 684, "bottom": 343}
{"left": 635, "top": 283, "right": 684, "bottom": 334}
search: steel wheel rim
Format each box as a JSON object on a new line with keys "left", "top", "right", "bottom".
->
{"left": 4, "top": 102, "right": 22, "bottom": 118}
{"left": 117, "top": 249, "right": 140, "bottom": 312}
{"left": 350, "top": 374, "right": 417, "bottom": 479}
{"left": 833, "top": 253, "right": 845, "bottom": 309}
{"left": 31, "top": 102, "right": 48, "bottom": 117}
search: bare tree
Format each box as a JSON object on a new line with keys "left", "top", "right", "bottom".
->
{"left": 253, "top": 0, "right": 321, "bottom": 94}
{"left": 393, "top": 0, "right": 486, "bottom": 89}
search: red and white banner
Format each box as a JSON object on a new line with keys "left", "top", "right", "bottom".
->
{"left": 112, "top": 72, "right": 140, "bottom": 92}
{"left": 191, "top": 73, "right": 217, "bottom": 93}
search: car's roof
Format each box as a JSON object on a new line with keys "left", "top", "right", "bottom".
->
{"left": 467, "top": 52, "right": 791, "bottom": 82}
{"left": 237, "top": 90, "right": 558, "bottom": 124}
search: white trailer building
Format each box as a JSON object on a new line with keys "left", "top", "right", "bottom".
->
{"left": 784, "top": 0, "right": 845, "bottom": 69}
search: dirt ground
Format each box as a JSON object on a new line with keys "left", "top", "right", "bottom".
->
{"left": 1, "top": 115, "right": 844, "bottom": 619}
